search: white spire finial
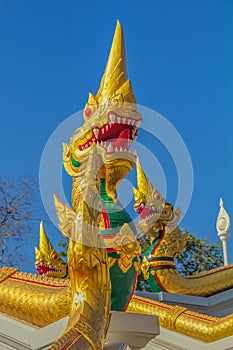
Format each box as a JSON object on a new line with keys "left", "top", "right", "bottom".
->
{"left": 216, "top": 198, "right": 231, "bottom": 266}
{"left": 216, "top": 198, "right": 230, "bottom": 234}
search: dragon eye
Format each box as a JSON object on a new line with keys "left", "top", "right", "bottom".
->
{"left": 85, "top": 108, "right": 92, "bottom": 118}
{"left": 53, "top": 254, "right": 58, "bottom": 260}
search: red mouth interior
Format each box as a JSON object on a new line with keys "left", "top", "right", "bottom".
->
{"left": 78, "top": 111, "right": 141, "bottom": 154}
{"left": 36, "top": 262, "right": 61, "bottom": 275}
{"left": 135, "top": 202, "right": 166, "bottom": 221}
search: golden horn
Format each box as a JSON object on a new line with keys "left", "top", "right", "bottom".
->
{"left": 39, "top": 221, "right": 53, "bottom": 255}
{"left": 97, "top": 20, "right": 136, "bottom": 104}
{"left": 136, "top": 158, "right": 149, "bottom": 198}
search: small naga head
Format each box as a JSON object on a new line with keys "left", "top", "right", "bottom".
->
{"left": 35, "top": 222, "right": 68, "bottom": 278}
{"left": 133, "top": 158, "right": 180, "bottom": 240}
{"left": 63, "top": 21, "right": 142, "bottom": 200}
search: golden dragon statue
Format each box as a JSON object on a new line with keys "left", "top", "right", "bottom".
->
{"left": 1, "top": 20, "right": 233, "bottom": 347}
{"left": 134, "top": 158, "right": 233, "bottom": 296}
{"left": 62, "top": 19, "right": 142, "bottom": 312}
{"left": 35, "top": 221, "right": 68, "bottom": 278}
{"left": 0, "top": 149, "right": 111, "bottom": 349}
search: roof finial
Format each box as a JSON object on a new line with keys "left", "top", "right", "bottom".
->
{"left": 216, "top": 198, "right": 231, "bottom": 266}
{"left": 216, "top": 198, "right": 231, "bottom": 234}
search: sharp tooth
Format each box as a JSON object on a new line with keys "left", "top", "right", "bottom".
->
{"left": 115, "top": 146, "right": 119, "bottom": 152}
{"left": 132, "top": 149, "right": 137, "bottom": 156}
{"left": 122, "top": 118, "right": 126, "bottom": 124}
{"left": 136, "top": 121, "right": 141, "bottom": 128}
{"left": 107, "top": 143, "right": 113, "bottom": 153}
{"left": 101, "top": 128, "right": 104, "bottom": 134}
{"left": 89, "top": 141, "right": 92, "bottom": 146}
{"left": 100, "top": 140, "right": 103, "bottom": 146}
{"left": 124, "top": 147, "right": 128, "bottom": 151}
{"left": 127, "top": 119, "right": 131, "bottom": 125}
{"left": 120, "top": 147, "right": 123, "bottom": 152}
{"left": 117, "top": 117, "right": 121, "bottom": 123}
{"left": 109, "top": 114, "right": 116, "bottom": 124}
{"left": 103, "top": 142, "right": 106, "bottom": 148}
{"left": 92, "top": 138, "right": 95, "bottom": 142}
{"left": 106, "top": 125, "right": 109, "bottom": 132}
{"left": 93, "top": 128, "right": 99, "bottom": 138}
{"left": 131, "top": 119, "right": 135, "bottom": 126}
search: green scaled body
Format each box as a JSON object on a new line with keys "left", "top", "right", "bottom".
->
{"left": 100, "top": 179, "right": 139, "bottom": 310}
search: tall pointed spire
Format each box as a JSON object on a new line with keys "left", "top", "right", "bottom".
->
{"left": 134, "top": 158, "right": 149, "bottom": 202}
{"left": 97, "top": 20, "right": 135, "bottom": 101}
{"left": 134, "top": 158, "right": 166, "bottom": 203}
{"left": 39, "top": 221, "right": 53, "bottom": 255}
{"left": 86, "top": 20, "right": 136, "bottom": 111}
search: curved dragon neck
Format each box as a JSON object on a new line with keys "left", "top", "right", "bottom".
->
{"left": 143, "top": 226, "right": 233, "bottom": 297}
{"left": 146, "top": 226, "right": 187, "bottom": 258}
{"left": 100, "top": 178, "right": 136, "bottom": 234}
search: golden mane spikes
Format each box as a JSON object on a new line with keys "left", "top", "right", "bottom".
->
{"left": 87, "top": 92, "right": 98, "bottom": 106}
{"left": 35, "top": 246, "right": 41, "bottom": 262}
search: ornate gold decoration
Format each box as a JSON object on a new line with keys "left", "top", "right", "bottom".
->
{"left": 135, "top": 157, "right": 233, "bottom": 297}
{"left": 0, "top": 150, "right": 111, "bottom": 349}
{"left": 104, "top": 223, "right": 141, "bottom": 273}
{"left": 0, "top": 266, "right": 18, "bottom": 283}
{"left": 35, "top": 221, "right": 67, "bottom": 278}
{"left": 141, "top": 256, "right": 150, "bottom": 280}
{"left": 128, "top": 295, "right": 233, "bottom": 343}
{"left": 51, "top": 149, "right": 111, "bottom": 349}
{"left": 134, "top": 158, "right": 176, "bottom": 239}
{"left": 0, "top": 268, "right": 70, "bottom": 327}
{"left": 85, "top": 20, "right": 138, "bottom": 118}
{"left": 63, "top": 20, "right": 141, "bottom": 201}
{"left": 114, "top": 224, "right": 141, "bottom": 273}
{"left": 1, "top": 21, "right": 233, "bottom": 348}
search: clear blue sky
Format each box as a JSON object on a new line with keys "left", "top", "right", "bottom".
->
{"left": 0, "top": 0, "right": 233, "bottom": 266}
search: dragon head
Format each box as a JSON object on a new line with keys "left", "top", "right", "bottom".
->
{"left": 63, "top": 21, "right": 142, "bottom": 200}
{"left": 35, "top": 222, "right": 68, "bottom": 278}
{"left": 134, "top": 158, "right": 180, "bottom": 240}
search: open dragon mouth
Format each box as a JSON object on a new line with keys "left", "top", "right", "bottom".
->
{"left": 135, "top": 203, "right": 166, "bottom": 222}
{"left": 78, "top": 111, "right": 141, "bottom": 155}
{"left": 36, "top": 262, "right": 61, "bottom": 276}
